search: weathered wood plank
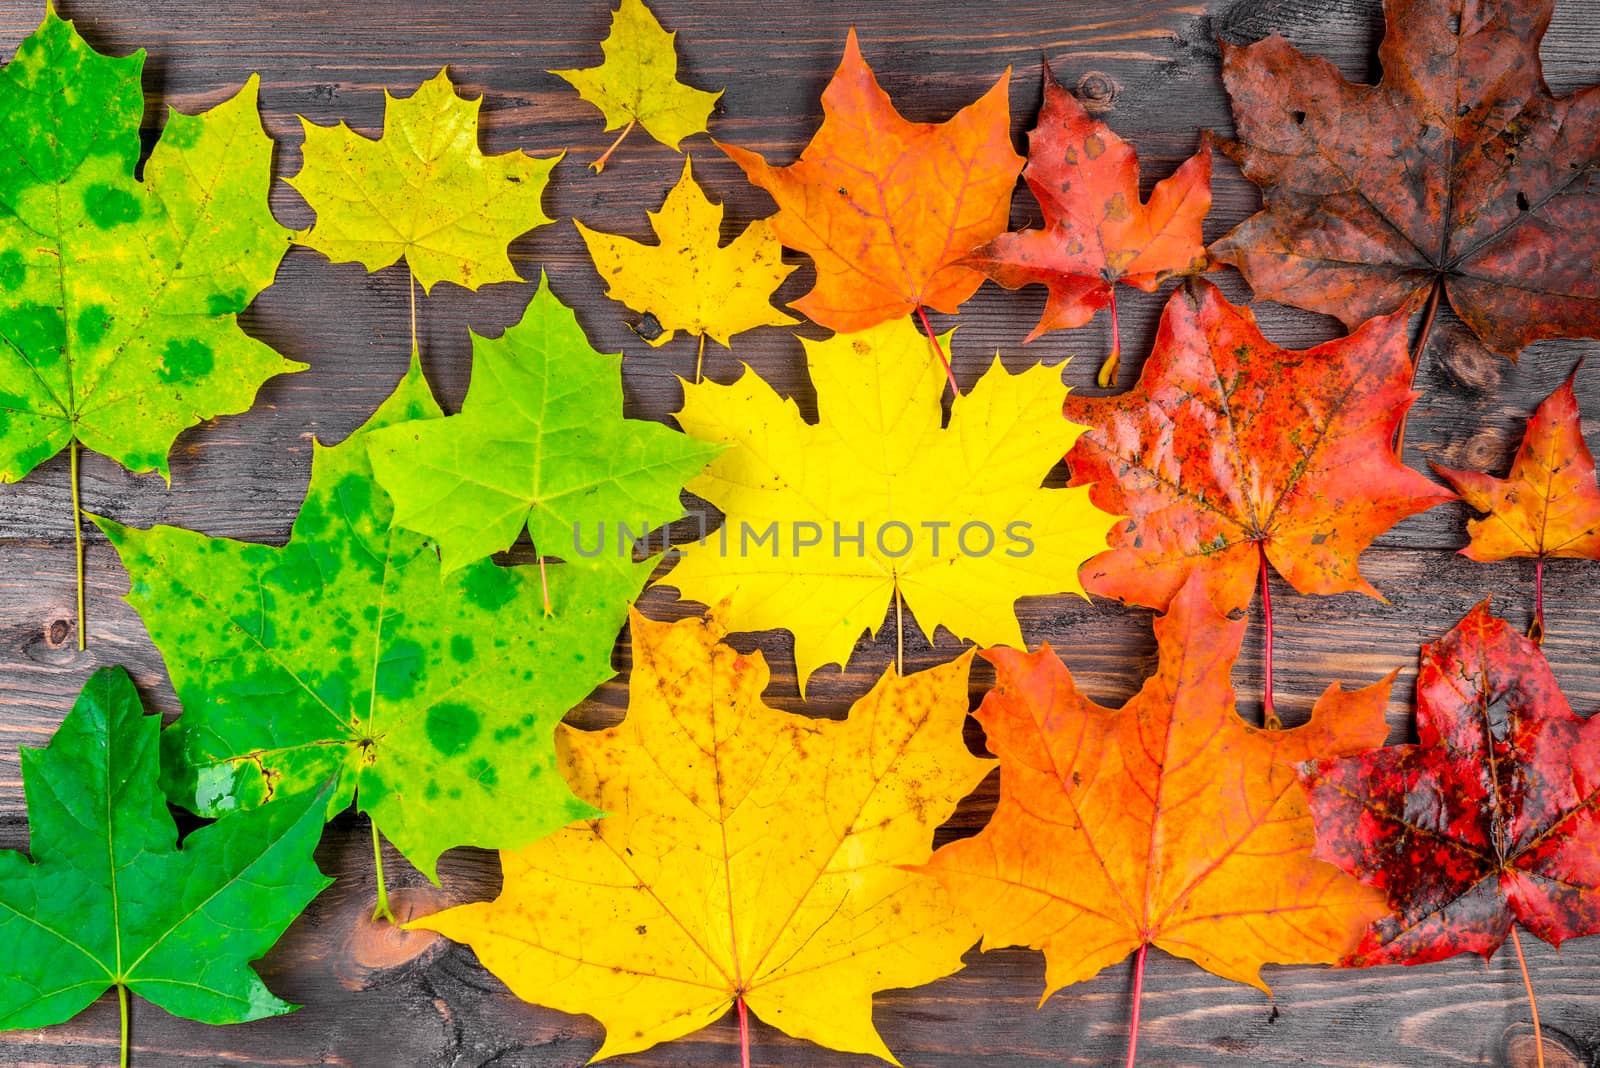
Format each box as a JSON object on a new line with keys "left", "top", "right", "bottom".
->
{"left": 2, "top": 0, "right": 1599, "bottom": 1064}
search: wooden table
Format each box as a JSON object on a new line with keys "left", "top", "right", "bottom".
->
{"left": 3, "top": 0, "right": 1598, "bottom": 1064}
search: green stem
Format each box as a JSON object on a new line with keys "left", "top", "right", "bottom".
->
{"left": 72, "top": 438, "right": 85, "bottom": 650}
{"left": 118, "top": 982, "right": 128, "bottom": 1068}
{"left": 371, "top": 819, "right": 396, "bottom": 925}
{"left": 409, "top": 271, "right": 420, "bottom": 368}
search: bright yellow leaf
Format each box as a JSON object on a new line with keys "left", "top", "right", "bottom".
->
{"left": 659, "top": 318, "right": 1115, "bottom": 692}
{"left": 288, "top": 68, "right": 558, "bottom": 293}
{"left": 553, "top": 0, "right": 722, "bottom": 171}
{"left": 410, "top": 609, "right": 988, "bottom": 1064}
{"left": 575, "top": 156, "right": 797, "bottom": 363}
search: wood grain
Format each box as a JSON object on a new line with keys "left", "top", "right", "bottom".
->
{"left": 2, "top": 0, "right": 1599, "bottom": 1064}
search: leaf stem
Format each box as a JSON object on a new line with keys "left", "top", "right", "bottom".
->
{"left": 1511, "top": 926, "right": 1546, "bottom": 1068}
{"left": 591, "top": 118, "right": 636, "bottom": 174}
{"left": 914, "top": 304, "right": 960, "bottom": 397}
{"left": 118, "top": 982, "right": 128, "bottom": 1068}
{"left": 409, "top": 271, "right": 420, "bottom": 368}
{"left": 1125, "top": 942, "right": 1147, "bottom": 1068}
{"left": 1098, "top": 288, "right": 1122, "bottom": 389}
{"left": 371, "top": 819, "right": 396, "bottom": 925}
{"left": 71, "top": 438, "right": 85, "bottom": 650}
{"left": 696, "top": 333, "right": 707, "bottom": 384}
{"left": 894, "top": 584, "right": 904, "bottom": 676}
{"left": 538, "top": 556, "right": 553, "bottom": 617}
{"left": 1258, "top": 541, "right": 1279, "bottom": 730}
{"left": 1530, "top": 558, "right": 1545, "bottom": 646}
{"left": 1394, "top": 276, "right": 1443, "bottom": 454}
{"left": 737, "top": 994, "right": 751, "bottom": 1068}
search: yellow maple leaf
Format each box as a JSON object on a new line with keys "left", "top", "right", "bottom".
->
{"left": 575, "top": 156, "right": 797, "bottom": 377}
{"left": 553, "top": 0, "right": 722, "bottom": 172}
{"left": 659, "top": 318, "right": 1114, "bottom": 692}
{"left": 410, "top": 609, "right": 988, "bottom": 1064}
{"left": 288, "top": 68, "right": 558, "bottom": 293}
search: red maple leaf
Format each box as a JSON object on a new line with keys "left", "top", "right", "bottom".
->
{"left": 1213, "top": 0, "right": 1600, "bottom": 363}
{"left": 964, "top": 62, "right": 1212, "bottom": 387}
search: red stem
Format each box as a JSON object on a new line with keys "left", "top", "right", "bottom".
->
{"left": 1258, "top": 541, "right": 1279, "bottom": 729}
{"left": 1531, "top": 558, "right": 1545, "bottom": 645}
{"left": 1098, "top": 288, "right": 1122, "bottom": 389}
{"left": 1125, "top": 942, "right": 1148, "bottom": 1068}
{"left": 1394, "top": 277, "right": 1443, "bottom": 454}
{"left": 915, "top": 304, "right": 961, "bottom": 397}
{"left": 737, "top": 995, "right": 751, "bottom": 1068}
{"left": 1510, "top": 926, "right": 1546, "bottom": 1068}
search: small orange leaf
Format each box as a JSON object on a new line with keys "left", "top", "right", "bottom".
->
{"left": 926, "top": 574, "right": 1392, "bottom": 1003}
{"left": 1433, "top": 369, "right": 1600, "bottom": 564}
{"left": 964, "top": 62, "right": 1213, "bottom": 343}
{"left": 717, "top": 29, "right": 1023, "bottom": 333}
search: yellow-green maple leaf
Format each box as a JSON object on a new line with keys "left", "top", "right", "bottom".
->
{"left": 288, "top": 69, "right": 558, "bottom": 292}
{"left": 552, "top": 0, "right": 722, "bottom": 172}
{"left": 575, "top": 156, "right": 796, "bottom": 373}
{"left": 411, "top": 609, "right": 988, "bottom": 1064}
{"left": 659, "top": 318, "right": 1115, "bottom": 692}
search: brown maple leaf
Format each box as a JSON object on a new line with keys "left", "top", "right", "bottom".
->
{"left": 717, "top": 29, "right": 1023, "bottom": 391}
{"left": 964, "top": 61, "right": 1212, "bottom": 387}
{"left": 1213, "top": 0, "right": 1600, "bottom": 361}
{"left": 1432, "top": 366, "right": 1600, "bottom": 642}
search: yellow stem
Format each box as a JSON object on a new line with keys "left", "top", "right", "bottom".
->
{"left": 696, "top": 333, "right": 706, "bottom": 383}
{"left": 72, "top": 438, "right": 85, "bottom": 650}
{"left": 894, "top": 585, "right": 904, "bottom": 676}
{"left": 591, "top": 118, "right": 635, "bottom": 173}
{"left": 409, "top": 271, "right": 420, "bottom": 367}
{"left": 371, "top": 818, "right": 396, "bottom": 925}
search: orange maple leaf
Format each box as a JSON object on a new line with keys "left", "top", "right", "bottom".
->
{"left": 964, "top": 61, "right": 1212, "bottom": 387}
{"left": 1432, "top": 368, "right": 1600, "bottom": 643}
{"left": 925, "top": 574, "right": 1391, "bottom": 1063}
{"left": 1062, "top": 279, "right": 1454, "bottom": 616}
{"left": 717, "top": 29, "right": 1022, "bottom": 387}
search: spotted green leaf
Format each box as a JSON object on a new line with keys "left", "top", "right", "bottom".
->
{"left": 366, "top": 274, "right": 721, "bottom": 574}
{"left": 0, "top": 666, "right": 331, "bottom": 1059}
{"left": 288, "top": 68, "right": 559, "bottom": 293}
{"left": 0, "top": 8, "right": 301, "bottom": 484}
{"left": 95, "top": 360, "right": 652, "bottom": 880}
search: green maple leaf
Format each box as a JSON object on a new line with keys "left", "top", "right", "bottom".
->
{"left": 94, "top": 359, "right": 653, "bottom": 893}
{"left": 288, "top": 68, "right": 559, "bottom": 294}
{"left": 0, "top": 666, "right": 331, "bottom": 1065}
{"left": 366, "top": 275, "right": 721, "bottom": 574}
{"left": 553, "top": 0, "right": 723, "bottom": 172}
{"left": 0, "top": 9, "right": 301, "bottom": 642}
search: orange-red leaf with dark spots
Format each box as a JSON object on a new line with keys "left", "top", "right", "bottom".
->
{"left": 925, "top": 574, "right": 1391, "bottom": 999}
{"left": 963, "top": 62, "right": 1212, "bottom": 341}
{"left": 1299, "top": 602, "right": 1600, "bottom": 966}
{"left": 716, "top": 29, "right": 1023, "bottom": 333}
{"left": 1213, "top": 0, "right": 1600, "bottom": 358}
{"left": 1061, "top": 279, "right": 1454, "bottom": 613}
{"left": 1432, "top": 369, "right": 1600, "bottom": 563}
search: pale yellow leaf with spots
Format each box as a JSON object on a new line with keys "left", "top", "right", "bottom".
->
{"left": 576, "top": 157, "right": 796, "bottom": 353}
{"left": 288, "top": 68, "right": 558, "bottom": 293}
{"left": 410, "top": 609, "right": 988, "bottom": 1064}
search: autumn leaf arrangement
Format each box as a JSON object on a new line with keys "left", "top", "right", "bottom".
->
{"left": 1, "top": 1, "right": 1599, "bottom": 1067}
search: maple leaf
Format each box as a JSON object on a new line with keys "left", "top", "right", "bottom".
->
{"left": 658, "top": 316, "right": 1112, "bottom": 693}
{"left": 552, "top": 0, "right": 722, "bottom": 172}
{"left": 1062, "top": 279, "right": 1454, "bottom": 616}
{"left": 1432, "top": 368, "right": 1600, "bottom": 643}
{"left": 0, "top": 666, "right": 332, "bottom": 1066}
{"left": 0, "top": 10, "right": 302, "bottom": 646}
{"left": 964, "top": 61, "right": 1213, "bottom": 387}
{"left": 575, "top": 156, "right": 797, "bottom": 378}
{"left": 365, "top": 275, "right": 721, "bottom": 574}
{"left": 717, "top": 30, "right": 1023, "bottom": 389}
{"left": 1213, "top": 0, "right": 1600, "bottom": 360}
{"left": 1298, "top": 603, "right": 1600, "bottom": 1065}
{"left": 288, "top": 68, "right": 558, "bottom": 294}
{"left": 93, "top": 357, "right": 654, "bottom": 908}
{"left": 410, "top": 609, "right": 989, "bottom": 1065}
{"left": 925, "top": 574, "right": 1391, "bottom": 1064}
